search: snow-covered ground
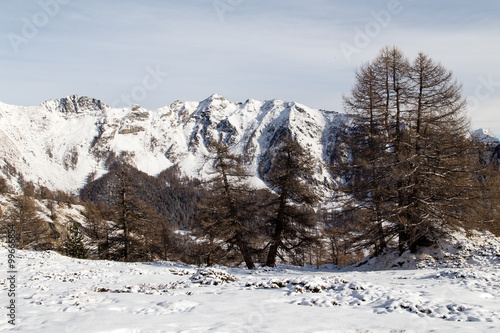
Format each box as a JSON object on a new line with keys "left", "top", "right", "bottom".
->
{"left": 1, "top": 231, "right": 499, "bottom": 332}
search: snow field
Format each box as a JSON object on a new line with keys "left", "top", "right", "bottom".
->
{"left": 1, "top": 243, "right": 499, "bottom": 332}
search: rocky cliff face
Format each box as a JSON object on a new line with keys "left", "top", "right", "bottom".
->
{"left": 0, "top": 94, "right": 350, "bottom": 193}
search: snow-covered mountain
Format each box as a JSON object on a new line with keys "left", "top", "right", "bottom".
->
{"left": 2, "top": 94, "right": 497, "bottom": 194}
{"left": 0, "top": 94, "right": 347, "bottom": 193}
{"left": 471, "top": 128, "right": 500, "bottom": 144}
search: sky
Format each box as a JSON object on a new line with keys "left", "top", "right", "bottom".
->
{"left": 0, "top": 0, "right": 499, "bottom": 136}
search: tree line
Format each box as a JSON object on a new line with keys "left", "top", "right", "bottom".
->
{"left": 76, "top": 132, "right": 322, "bottom": 267}
{"left": 0, "top": 179, "right": 79, "bottom": 252}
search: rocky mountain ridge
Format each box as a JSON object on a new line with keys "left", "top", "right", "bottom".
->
{"left": 0, "top": 94, "right": 347, "bottom": 194}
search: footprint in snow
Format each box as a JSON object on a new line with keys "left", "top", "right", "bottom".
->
{"left": 131, "top": 300, "right": 199, "bottom": 315}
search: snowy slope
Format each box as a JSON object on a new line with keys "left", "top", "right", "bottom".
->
{"left": 1, "top": 95, "right": 496, "bottom": 195}
{"left": 0, "top": 94, "right": 346, "bottom": 194}
{"left": 1, "top": 234, "right": 499, "bottom": 332}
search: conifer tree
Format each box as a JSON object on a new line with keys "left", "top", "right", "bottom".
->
{"left": 0, "top": 176, "right": 9, "bottom": 194}
{"left": 193, "top": 141, "right": 258, "bottom": 269}
{"left": 337, "top": 46, "right": 496, "bottom": 254}
{"left": 64, "top": 220, "right": 88, "bottom": 259}
{"left": 82, "top": 201, "right": 111, "bottom": 259}
{"left": 112, "top": 163, "right": 165, "bottom": 261}
{"left": 262, "top": 134, "right": 319, "bottom": 267}
{"left": 5, "top": 195, "right": 47, "bottom": 249}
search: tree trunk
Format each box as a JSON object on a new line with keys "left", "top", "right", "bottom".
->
{"left": 265, "top": 242, "right": 279, "bottom": 267}
{"left": 235, "top": 233, "right": 255, "bottom": 269}
{"left": 398, "top": 228, "right": 410, "bottom": 255}
{"left": 265, "top": 216, "right": 284, "bottom": 267}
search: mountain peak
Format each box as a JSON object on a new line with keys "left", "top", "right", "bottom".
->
{"left": 203, "top": 93, "right": 228, "bottom": 103}
{"left": 471, "top": 128, "right": 500, "bottom": 143}
{"left": 209, "top": 93, "right": 224, "bottom": 98}
{"left": 42, "top": 95, "right": 108, "bottom": 114}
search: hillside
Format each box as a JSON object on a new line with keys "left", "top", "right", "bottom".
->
{"left": 0, "top": 94, "right": 347, "bottom": 194}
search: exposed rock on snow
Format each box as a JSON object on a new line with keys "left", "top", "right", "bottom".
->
{"left": 0, "top": 94, "right": 346, "bottom": 193}
{"left": 190, "top": 268, "right": 239, "bottom": 285}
